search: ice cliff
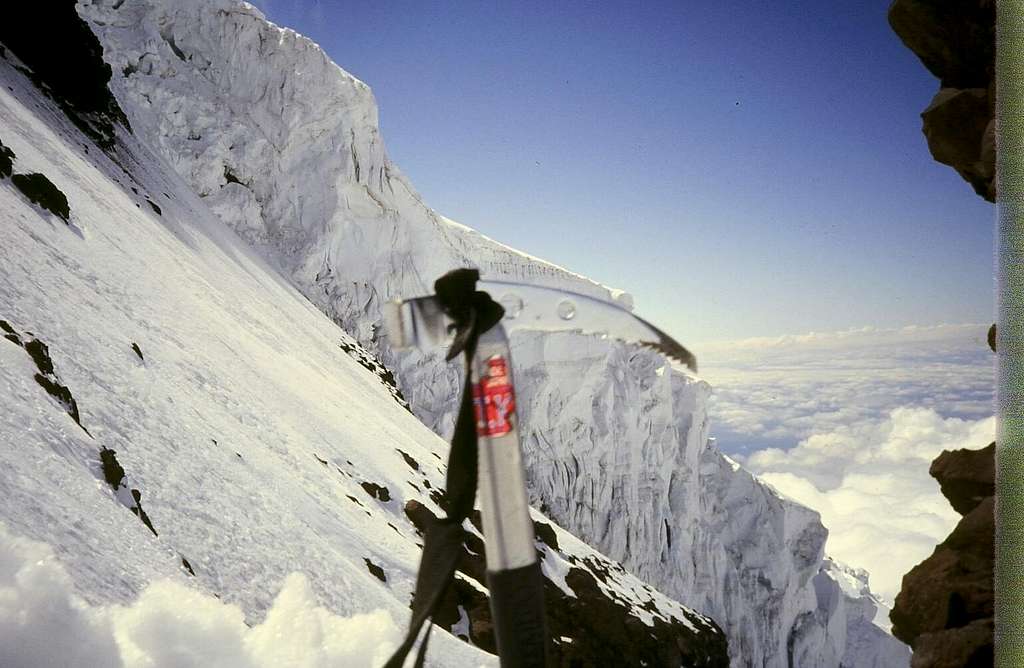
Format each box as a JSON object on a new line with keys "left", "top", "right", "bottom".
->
{"left": 75, "top": 0, "right": 909, "bottom": 665}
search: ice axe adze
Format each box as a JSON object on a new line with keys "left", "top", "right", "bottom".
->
{"left": 382, "top": 268, "right": 696, "bottom": 668}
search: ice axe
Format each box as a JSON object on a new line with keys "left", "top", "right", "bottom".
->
{"left": 382, "top": 268, "right": 696, "bottom": 668}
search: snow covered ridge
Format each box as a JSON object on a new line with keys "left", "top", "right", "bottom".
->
{"left": 73, "top": 0, "right": 910, "bottom": 665}
{"left": 0, "top": 25, "right": 725, "bottom": 666}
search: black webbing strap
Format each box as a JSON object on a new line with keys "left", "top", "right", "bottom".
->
{"left": 384, "top": 269, "right": 503, "bottom": 668}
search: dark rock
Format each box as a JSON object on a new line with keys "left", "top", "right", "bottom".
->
{"left": 0, "top": 0, "right": 129, "bottom": 149}
{"left": 889, "top": 7, "right": 999, "bottom": 654}
{"left": 1, "top": 326, "right": 161, "bottom": 540}
{"left": 921, "top": 88, "right": 994, "bottom": 201}
{"left": 428, "top": 488, "right": 449, "bottom": 513}
{"left": 403, "top": 500, "right": 434, "bottom": 534}
{"left": 11, "top": 173, "right": 71, "bottom": 222}
{"left": 131, "top": 342, "right": 144, "bottom": 361}
{"left": 23, "top": 338, "right": 56, "bottom": 377}
{"left": 887, "top": 0, "right": 994, "bottom": 89}
{"left": 397, "top": 449, "right": 420, "bottom": 471}
{"left": 130, "top": 489, "right": 158, "bottom": 536}
{"left": 360, "top": 481, "right": 391, "bottom": 502}
{"left": 98, "top": 447, "right": 158, "bottom": 536}
{"left": 364, "top": 557, "right": 387, "bottom": 582}
{"left": 0, "top": 320, "right": 20, "bottom": 345}
{"left": 910, "top": 618, "right": 994, "bottom": 668}
{"left": 21, "top": 337, "right": 84, "bottom": 429}
{"left": 224, "top": 166, "right": 244, "bottom": 186}
{"left": 888, "top": 0, "right": 996, "bottom": 202}
{"left": 0, "top": 138, "right": 14, "bottom": 178}
{"left": 556, "top": 559, "right": 726, "bottom": 667}
{"left": 181, "top": 556, "right": 196, "bottom": 576}
{"left": 929, "top": 442, "right": 995, "bottom": 515}
{"left": 891, "top": 495, "right": 993, "bottom": 644}
{"left": 99, "top": 447, "right": 127, "bottom": 489}
{"left": 338, "top": 339, "right": 411, "bottom": 412}
{"left": 147, "top": 199, "right": 162, "bottom": 216}
{"left": 532, "top": 520, "right": 559, "bottom": 552}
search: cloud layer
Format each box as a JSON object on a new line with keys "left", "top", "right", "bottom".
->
{"left": 699, "top": 323, "right": 993, "bottom": 456}
{"left": 748, "top": 407, "right": 994, "bottom": 602}
{"left": 697, "top": 324, "right": 995, "bottom": 602}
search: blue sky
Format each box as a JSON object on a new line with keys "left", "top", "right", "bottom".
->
{"left": 248, "top": 0, "right": 994, "bottom": 344}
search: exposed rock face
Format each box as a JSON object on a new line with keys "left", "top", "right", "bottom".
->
{"left": 888, "top": 0, "right": 996, "bottom": 202}
{"left": 907, "top": 619, "right": 994, "bottom": 668}
{"left": 929, "top": 442, "right": 995, "bottom": 516}
{"left": 0, "top": 0, "right": 128, "bottom": 148}
{"left": 888, "top": 3, "right": 997, "bottom": 665}
{"left": 890, "top": 448, "right": 994, "bottom": 666}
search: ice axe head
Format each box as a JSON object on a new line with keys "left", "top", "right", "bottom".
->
{"left": 384, "top": 269, "right": 698, "bottom": 371}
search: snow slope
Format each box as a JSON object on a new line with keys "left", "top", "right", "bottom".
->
{"left": 0, "top": 38, "right": 722, "bottom": 667}
{"left": 73, "top": 0, "right": 909, "bottom": 665}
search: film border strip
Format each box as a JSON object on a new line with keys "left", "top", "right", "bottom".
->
{"left": 996, "top": 2, "right": 1024, "bottom": 665}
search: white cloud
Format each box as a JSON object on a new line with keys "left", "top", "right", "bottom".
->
{"left": 698, "top": 324, "right": 995, "bottom": 603}
{"left": 0, "top": 523, "right": 400, "bottom": 668}
{"left": 699, "top": 323, "right": 993, "bottom": 455}
{"left": 748, "top": 407, "right": 994, "bottom": 602}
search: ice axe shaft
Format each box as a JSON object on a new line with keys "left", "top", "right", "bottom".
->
{"left": 472, "top": 324, "right": 547, "bottom": 665}
{"left": 383, "top": 269, "right": 547, "bottom": 667}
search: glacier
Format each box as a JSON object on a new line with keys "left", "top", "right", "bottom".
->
{"left": 2, "top": 0, "right": 911, "bottom": 665}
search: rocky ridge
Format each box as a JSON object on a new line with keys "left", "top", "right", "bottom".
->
{"left": 890, "top": 444, "right": 995, "bottom": 667}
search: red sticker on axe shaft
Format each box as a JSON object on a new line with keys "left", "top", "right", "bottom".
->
{"left": 472, "top": 355, "right": 516, "bottom": 437}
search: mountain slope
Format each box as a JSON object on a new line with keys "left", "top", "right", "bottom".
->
{"left": 68, "top": 0, "right": 908, "bottom": 665}
{"left": 0, "top": 20, "right": 725, "bottom": 667}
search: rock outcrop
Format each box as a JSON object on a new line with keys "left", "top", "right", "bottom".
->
{"left": 888, "top": 5, "right": 996, "bottom": 665}
{"left": 888, "top": 0, "right": 996, "bottom": 202}
{"left": 0, "top": 1, "right": 128, "bottom": 148}
{"left": 890, "top": 444, "right": 995, "bottom": 666}
{"left": 929, "top": 442, "right": 995, "bottom": 516}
